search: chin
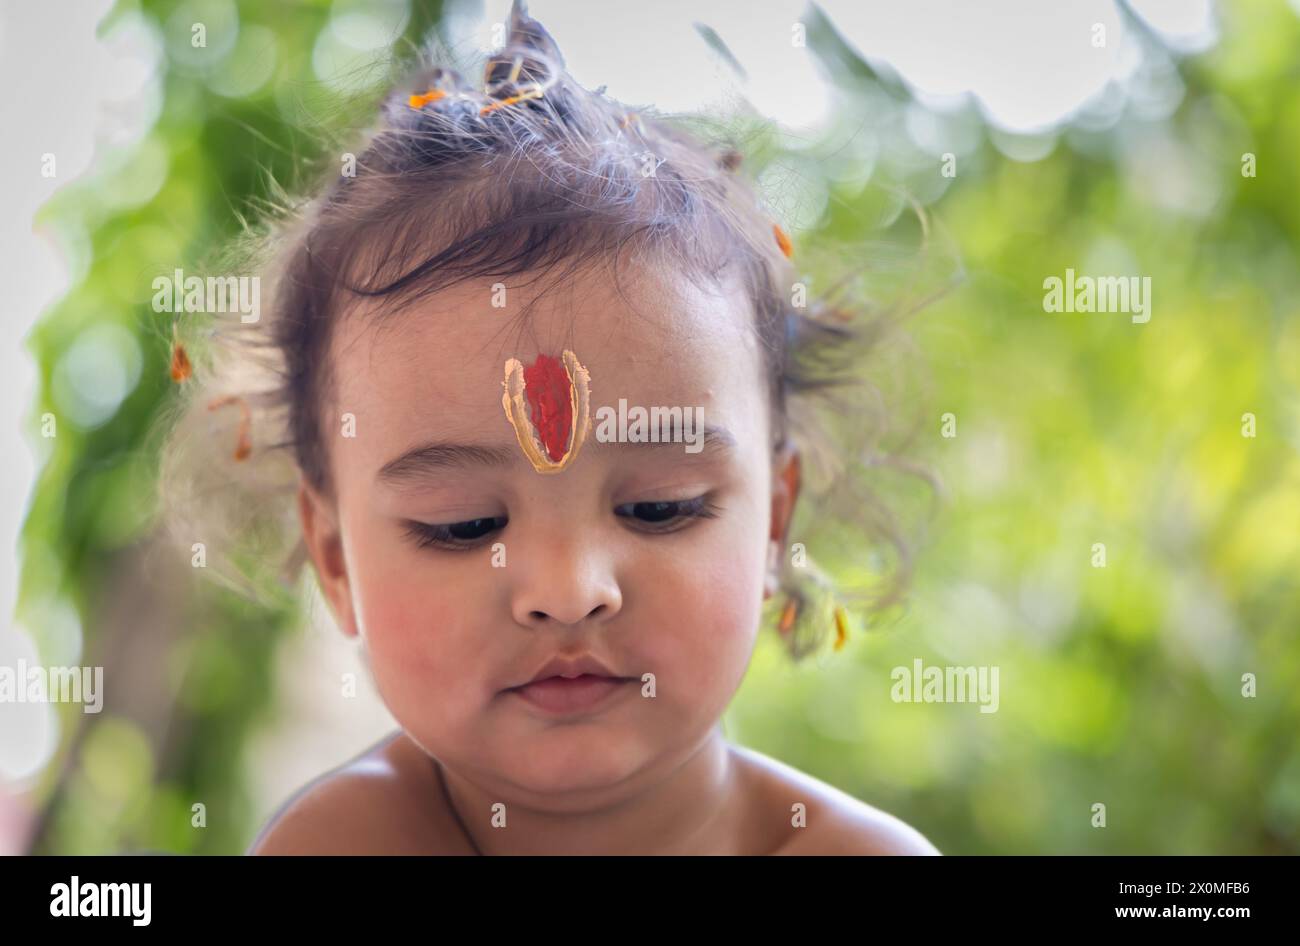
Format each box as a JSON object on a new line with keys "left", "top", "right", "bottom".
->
{"left": 499, "top": 728, "right": 650, "bottom": 795}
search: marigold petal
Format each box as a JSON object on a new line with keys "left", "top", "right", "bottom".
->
{"left": 408, "top": 89, "right": 446, "bottom": 109}
{"left": 773, "top": 223, "right": 793, "bottom": 259}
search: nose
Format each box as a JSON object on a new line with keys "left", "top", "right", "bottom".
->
{"left": 509, "top": 528, "right": 623, "bottom": 628}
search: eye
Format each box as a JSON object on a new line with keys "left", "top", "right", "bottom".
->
{"left": 614, "top": 495, "right": 720, "bottom": 532}
{"left": 403, "top": 516, "right": 507, "bottom": 551}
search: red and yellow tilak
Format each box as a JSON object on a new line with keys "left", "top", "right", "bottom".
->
{"left": 501, "top": 350, "right": 592, "bottom": 473}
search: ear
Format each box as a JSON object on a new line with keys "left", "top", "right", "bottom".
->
{"left": 764, "top": 441, "right": 801, "bottom": 600}
{"left": 298, "top": 476, "right": 359, "bottom": 639}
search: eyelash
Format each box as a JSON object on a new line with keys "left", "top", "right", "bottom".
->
{"left": 402, "top": 496, "right": 720, "bottom": 552}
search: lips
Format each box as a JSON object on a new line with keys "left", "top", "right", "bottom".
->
{"left": 509, "top": 674, "right": 632, "bottom": 714}
{"left": 501, "top": 350, "right": 591, "bottom": 474}
{"left": 506, "top": 653, "right": 634, "bottom": 714}
{"left": 515, "top": 652, "right": 622, "bottom": 687}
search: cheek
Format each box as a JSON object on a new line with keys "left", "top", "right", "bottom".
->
{"left": 634, "top": 515, "right": 768, "bottom": 708}
{"left": 342, "top": 518, "right": 488, "bottom": 727}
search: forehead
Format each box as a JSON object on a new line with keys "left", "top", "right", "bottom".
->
{"left": 328, "top": 262, "right": 768, "bottom": 450}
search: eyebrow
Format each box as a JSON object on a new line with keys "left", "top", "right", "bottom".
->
{"left": 376, "top": 425, "right": 737, "bottom": 486}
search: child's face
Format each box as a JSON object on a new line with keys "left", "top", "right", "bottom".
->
{"left": 300, "top": 262, "right": 799, "bottom": 799}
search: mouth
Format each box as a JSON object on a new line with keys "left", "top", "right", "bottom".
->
{"left": 507, "top": 674, "right": 634, "bottom": 715}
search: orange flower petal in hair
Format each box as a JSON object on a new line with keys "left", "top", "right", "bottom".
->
{"left": 778, "top": 597, "right": 799, "bottom": 637}
{"left": 480, "top": 83, "right": 545, "bottom": 116}
{"left": 207, "top": 394, "right": 252, "bottom": 461}
{"left": 773, "top": 223, "right": 793, "bottom": 259}
{"left": 501, "top": 350, "right": 591, "bottom": 474}
{"left": 408, "top": 88, "right": 446, "bottom": 109}
{"left": 169, "top": 322, "right": 192, "bottom": 383}
{"left": 833, "top": 605, "right": 849, "bottom": 651}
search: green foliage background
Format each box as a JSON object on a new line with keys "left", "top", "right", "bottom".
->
{"left": 20, "top": 0, "right": 1300, "bottom": 854}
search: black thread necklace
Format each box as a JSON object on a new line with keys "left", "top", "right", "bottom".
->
{"left": 432, "top": 757, "right": 484, "bottom": 856}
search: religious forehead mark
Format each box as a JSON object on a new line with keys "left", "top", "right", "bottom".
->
{"left": 501, "top": 349, "right": 592, "bottom": 474}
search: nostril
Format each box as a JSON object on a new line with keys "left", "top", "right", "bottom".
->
{"left": 527, "top": 604, "right": 606, "bottom": 623}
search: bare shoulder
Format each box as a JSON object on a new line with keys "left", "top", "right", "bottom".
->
{"left": 729, "top": 743, "right": 941, "bottom": 856}
{"left": 247, "top": 731, "right": 462, "bottom": 855}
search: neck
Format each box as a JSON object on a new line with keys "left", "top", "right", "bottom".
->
{"left": 434, "top": 724, "right": 748, "bottom": 855}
